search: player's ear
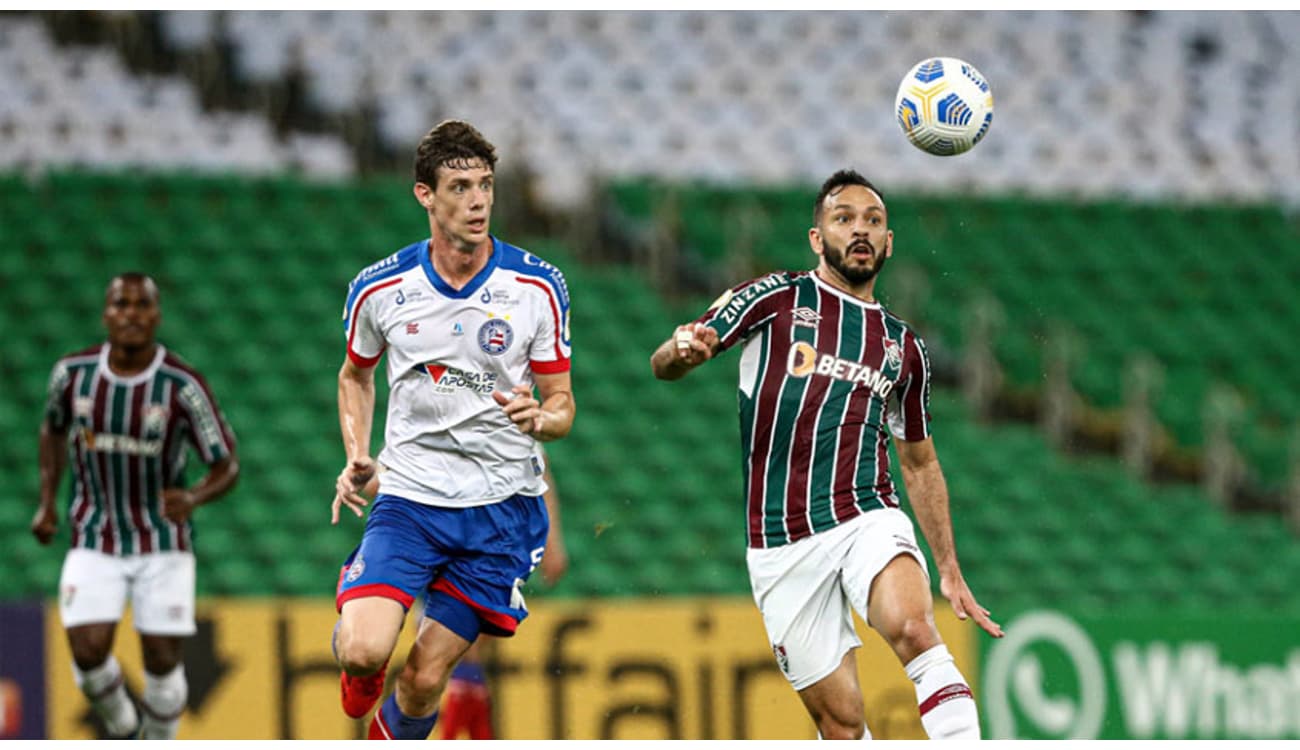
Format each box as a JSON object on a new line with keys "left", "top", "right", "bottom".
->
{"left": 412, "top": 182, "right": 434, "bottom": 210}
{"left": 884, "top": 229, "right": 894, "bottom": 258}
{"left": 808, "top": 227, "right": 824, "bottom": 257}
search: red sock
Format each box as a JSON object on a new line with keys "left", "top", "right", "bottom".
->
{"left": 439, "top": 680, "right": 493, "bottom": 740}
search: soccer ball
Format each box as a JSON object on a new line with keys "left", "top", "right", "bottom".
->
{"left": 895, "top": 57, "right": 994, "bottom": 156}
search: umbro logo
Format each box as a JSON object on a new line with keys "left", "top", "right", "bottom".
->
{"left": 791, "top": 307, "right": 821, "bottom": 329}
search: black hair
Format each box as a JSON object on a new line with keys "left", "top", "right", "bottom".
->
{"left": 813, "top": 169, "right": 885, "bottom": 224}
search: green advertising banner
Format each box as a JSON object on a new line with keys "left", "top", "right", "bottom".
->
{"left": 979, "top": 609, "right": 1300, "bottom": 739}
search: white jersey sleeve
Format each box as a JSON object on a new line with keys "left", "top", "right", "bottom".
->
{"left": 520, "top": 267, "right": 572, "bottom": 375}
{"left": 343, "top": 252, "right": 407, "bottom": 368}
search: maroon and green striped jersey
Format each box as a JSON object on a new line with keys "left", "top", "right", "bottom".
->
{"left": 43, "top": 343, "right": 236, "bottom": 556}
{"left": 696, "top": 271, "right": 932, "bottom": 549}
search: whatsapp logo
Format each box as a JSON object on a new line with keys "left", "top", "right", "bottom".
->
{"left": 984, "top": 611, "right": 1106, "bottom": 738}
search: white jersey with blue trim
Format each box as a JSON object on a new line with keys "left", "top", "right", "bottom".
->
{"left": 342, "top": 237, "right": 571, "bottom": 507}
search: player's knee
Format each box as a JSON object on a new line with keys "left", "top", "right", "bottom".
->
{"left": 397, "top": 663, "right": 452, "bottom": 713}
{"left": 891, "top": 616, "right": 941, "bottom": 663}
{"left": 336, "top": 633, "right": 391, "bottom": 675}
{"left": 817, "top": 708, "right": 866, "bottom": 740}
{"left": 67, "top": 632, "right": 113, "bottom": 671}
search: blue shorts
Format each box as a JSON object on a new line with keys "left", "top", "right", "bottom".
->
{"left": 335, "top": 493, "right": 548, "bottom": 641}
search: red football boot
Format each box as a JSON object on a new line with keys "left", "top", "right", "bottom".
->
{"left": 341, "top": 661, "right": 388, "bottom": 719}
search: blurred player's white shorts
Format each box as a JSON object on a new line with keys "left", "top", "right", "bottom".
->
{"left": 746, "top": 507, "right": 928, "bottom": 690}
{"left": 58, "top": 549, "right": 196, "bottom": 635}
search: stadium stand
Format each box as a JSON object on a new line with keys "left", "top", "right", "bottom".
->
{"left": 3, "top": 173, "right": 1299, "bottom": 618}
{"left": 2, "top": 10, "right": 1298, "bottom": 613}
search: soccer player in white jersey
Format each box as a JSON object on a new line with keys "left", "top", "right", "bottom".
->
{"left": 329, "top": 120, "right": 574, "bottom": 740}
{"left": 651, "top": 170, "right": 1002, "bottom": 740}
{"left": 34, "top": 273, "right": 239, "bottom": 739}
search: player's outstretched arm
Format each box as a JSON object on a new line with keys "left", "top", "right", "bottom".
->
{"left": 333, "top": 358, "right": 378, "bottom": 523}
{"left": 650, "top": 323, "right": 719, "bottom": 381}
{"left": 896, "top": 436, "right": 1004, "bottom": 639}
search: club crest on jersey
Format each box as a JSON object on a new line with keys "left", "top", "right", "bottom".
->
{"left": 478, "top": 319, "right": 514, "bottom": 355}
{"left": 143, "top": 404, "right": 168, "bottom": 434}
{"left": 882, "top": 336, "right": 903, "bottom": 371}
{"left": 773, "top": 643, "right": 790, "bottom": 675}
{"left": 791, "top": 306, "right": 822, "bottom": 329}
{"left": 346, "top": 554, "right": 366, "bottom": 583}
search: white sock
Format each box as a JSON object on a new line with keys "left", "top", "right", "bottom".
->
{"left": 72, "top": 656, "right": 139, "bottom": 738}
{"left": 904, "top": 644, "right": 980, "bottom": 740}
{"left": 139, "top": 664, "right": 187, "bottom": 740}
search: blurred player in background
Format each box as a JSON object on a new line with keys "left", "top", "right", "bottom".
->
{"left": 330, "top": 119, "right": 574, "bottom": 740}
{"left": 32, "top": 272, "right": 240, "bottom": 739}
{"left": 650, "top": 170, "right": 1002, "bottom": 740}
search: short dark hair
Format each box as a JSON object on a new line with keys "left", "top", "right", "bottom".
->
{"left": 414, "top": 120, "right": 498, "bottom": 188}
{"left": 813, "top": 169, "right": 885, "bottom": 224}
{"left": 106, "top": 272, "right": 159, "bottom": 301}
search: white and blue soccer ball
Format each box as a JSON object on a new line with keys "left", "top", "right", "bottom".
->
{"left": 895, "top": 57, "right": 994, "bottom": 156}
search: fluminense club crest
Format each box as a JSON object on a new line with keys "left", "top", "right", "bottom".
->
{"left": 882, "top": 336, "right": 903, "bottom": 371}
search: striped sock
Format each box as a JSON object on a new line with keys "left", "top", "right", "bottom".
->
{"left": 369, "top": 692, "right": 438, "bottom": 740}
{"left": 905, "top": 644, "right": 980, "bottom": 740}
{"left": 139, "top": 664, "right": 187, "bottom": 740}
{"left": 72, "top": 656, "right": 139, "bottom": 738}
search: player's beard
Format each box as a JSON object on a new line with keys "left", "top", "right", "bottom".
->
{"left": 823, "top": 236, "right": 886, "bottom": 285}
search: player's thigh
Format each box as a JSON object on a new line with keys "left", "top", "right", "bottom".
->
{"left": 865, "top": 554, "right": 941, "bottom": 663}
{"left": 339, "top": 596, "right": 408, "bottom": 660}
{"left": 797, "top": 649, "right": 866, "bottom": 735}
{"left": 746, "top": 524, "right": 862, "bottom": 691}
{"left": 59, "top": 549, "right": 129, "bottom": 631}
{"left": 130, "top": 552, "right": 196, "bottom": 637}
{"left": 432, "top": 494, "right": 549, "bottom": 640}
{"left": 336, "top": 495, "right": 450, "bottom": 615}
{"left": 841, "top": 508, "right": 933, "bottom": 622}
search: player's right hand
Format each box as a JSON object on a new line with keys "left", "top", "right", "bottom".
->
{"left": 332, "top": 456, "right": 376, "bottom": 524}
{"left": 30, "top": 504, "right": 57, "bottom": 545}
{"left": 672, "top": 323, "right": 718, "bottom": 366}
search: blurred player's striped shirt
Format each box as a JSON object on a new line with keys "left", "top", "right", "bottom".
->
{"left": 696, "top": 271, "right": 932, "bottom": 548}
{"left": 43, "top": 344, "right": 235, "bottom": 555}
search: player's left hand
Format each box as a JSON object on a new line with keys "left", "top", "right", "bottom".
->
{"left": 941, "top": 571, "right": 1004, "bottom": 638}
{"left": 161, "top": 488, "right": 197, "bottom": 523}
{"left": 494, "top": 384, "right": 544, "bottom": 435}
{"left": 540, "top": 542, "right": 569, "bottom": 586}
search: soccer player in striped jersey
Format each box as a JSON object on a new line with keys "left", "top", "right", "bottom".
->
{"left": 329, "top": 120, "right": 575, "bottom": 740}
{"left": 32, "top": 272, "right": 239, "bottom": 739}
{"left": 651, "top": 170, "right": 1003, "bottom": 740}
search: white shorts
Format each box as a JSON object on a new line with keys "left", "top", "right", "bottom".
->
{"left": 58, "top": 549, "right": 196, "bottom": 636}
{"left": 746, "top": 508, "right": 929, "bottom": 691}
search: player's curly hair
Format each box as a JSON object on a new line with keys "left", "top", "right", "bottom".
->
{"left": 414, "top": 120, "right": 498, "bottom": 188}
{"left": 813, "top": 169, "right": 886, "bottom": 224}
